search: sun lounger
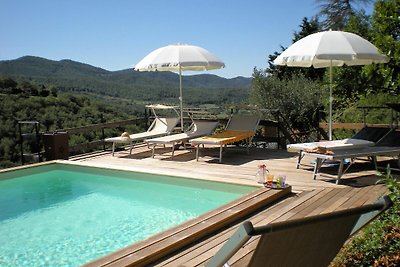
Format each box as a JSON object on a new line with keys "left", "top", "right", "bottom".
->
{"left": 190, "top": 115, "right": 260, "bottom": 163}
{"left": 309, "top": 146, "right": 400, "bottom": 184}
{"left": 105, "top": 117, "right": 179, "bottom": 156}
{"left": 288, "top": 126, "right": 393, "bottom": 168}
{"left": 146, "top": 120, "right": 219, "bottom": 158}
{"left": 206, "top": 195, "right": 392, "bottom": 267}
{"left": 305, "top": 130, "right": 400, "bottom": 184}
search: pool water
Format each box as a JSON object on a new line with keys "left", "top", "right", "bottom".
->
{"left": 0, "top": 164, "right": 255, "bottom": 266}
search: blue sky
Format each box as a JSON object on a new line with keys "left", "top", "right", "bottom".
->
{"left": 1, "top": 0, "right": 374, "bottom": 78}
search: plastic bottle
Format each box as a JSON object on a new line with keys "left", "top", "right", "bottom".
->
{"left": 255, "top": 164, "right": 266, "bottom": 184}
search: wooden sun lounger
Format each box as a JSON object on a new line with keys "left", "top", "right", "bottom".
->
{"left": 190, "top": 115, "right": 260, "bottom": 163}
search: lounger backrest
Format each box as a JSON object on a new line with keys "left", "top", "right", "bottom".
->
{"left": 376, "top": 129, "right": 400, "bottom": 146}
{"left": 189, "top": 120, "right": 219, "bottom": 136}
{"left": 149, "top": 117, "right": 179, "bottom": 134}
{"left": 352, "top": 126, "right": 392, "bottom": 143}
{"left": 226, "top": 115, "right": 260, "bottom": 132}
{"left": 206, "top": 196, "right": 392, "bottom": 267}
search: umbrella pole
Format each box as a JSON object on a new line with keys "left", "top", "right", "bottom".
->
{"left": 179, "top": 65, "right": 184, "bottom": 132}
{"left": 329, "top": 60, "right": 333, "bottom": 140}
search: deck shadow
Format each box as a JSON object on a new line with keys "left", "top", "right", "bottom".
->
{"left": 195, "top": 147, "right": 295, "bottom": 165}
{"left": 329, "top": 174, "right": 383, "bottom": 187}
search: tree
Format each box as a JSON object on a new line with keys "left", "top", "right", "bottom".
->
{"left": 365, "top": 0, "right": 400, "bottom": 95}
{"left": 49, "top": 85, "right": 58, "bottom": 97}
{"left": 0, "top": 77, "right": 18, "bottom": 89}
{"left": 250, "top": 70, "right": 323, "bottom": 139}
{"left": 315, "top": 0, "right": 373, "bottom": 30}
{"left": 332, "top": 10, "right": 373, "bottom": 109}
{"left": 267, "top": 17, "right": 325, "bottom": 81}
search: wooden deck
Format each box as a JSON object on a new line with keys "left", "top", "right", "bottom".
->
{"left": 72, "top": 144, "right": 394, "bottom": 192}
{"left": 70, "top": 144, "right": 395, "bottom": 267}
{"left": 154, "top": 185, "right": 388, "bottom": 267}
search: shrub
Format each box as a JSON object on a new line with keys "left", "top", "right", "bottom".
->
{"left": 250, "top": 70, "right": 324, "bottom": 141}
{"left": 331, "top": 166, "right": 400, "bottom": 266}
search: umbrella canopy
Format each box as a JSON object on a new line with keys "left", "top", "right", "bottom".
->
{"left": 274, "top": 30, "right": 389, "bottom": 140}
{"left": 135, "top": 44, "right": 225, "bottom": 130}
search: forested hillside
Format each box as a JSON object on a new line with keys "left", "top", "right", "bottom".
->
{"left": 0, "top": 56, "right": 251, "bottom": 105}
{"left": 0, "top": 77, "right": 146, "bottom": 168}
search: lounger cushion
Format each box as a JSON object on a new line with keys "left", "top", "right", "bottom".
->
{"left": 191, "top": 130, "right": 255, "bottom": 145}
{"left": 287, "top": 138, "right": 374, "bottom": 152}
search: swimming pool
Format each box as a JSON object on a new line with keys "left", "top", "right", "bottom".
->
{"left": 0, "top": 163, "right": 256, "bottom": 266}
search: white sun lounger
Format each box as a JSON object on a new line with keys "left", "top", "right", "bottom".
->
{"left": 146, "top": 120, "right": 219, "bottom": 158}
{"left": 298, "top": 130, "right": 400, "bottom": 184}
{"left": 288, "top": 126, "right": 392, "bottom": 168}
{"left": 105, "top": 117, "right": 180, "bottom": 156}
{"left": 307, "top": 146, "right": 400, "bottom": 184}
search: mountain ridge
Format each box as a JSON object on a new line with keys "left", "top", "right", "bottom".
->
{"left": 0, "top": 56, "right": 251, "bottom": 84}
{"left": 0, "top": 56, "right": 252, "bottom": 104}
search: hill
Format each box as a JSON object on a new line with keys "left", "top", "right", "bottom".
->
{"left": 0, "top": 56, "right": 252, "bottom": 104}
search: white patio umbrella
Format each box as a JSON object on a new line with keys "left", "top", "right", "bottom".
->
{"left": 274, "top": 30, "right": 389, "bottom": 140}
{"left": 134, "top": 44, "right": 225, "bottom": 131}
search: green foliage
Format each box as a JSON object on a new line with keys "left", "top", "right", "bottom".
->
{"left": 250, "top": 70, "right": 323, "bottom": 134}
{"left": 341, "top": 93, "right": 400, "bottom": 123}
{"left": 0, "top": 78, "right": 143, "bottom": 168}
{"left": 332, "top": 166, "right": 400, "bottom": 266}
{"left": 315, "top": 0, "right": 373, "bottom": 30}
{"left": 365, "top": 0, "right": 400, "bottom": 95}
{"left": 332, "top": 11, "right": 373, "bottom": 109}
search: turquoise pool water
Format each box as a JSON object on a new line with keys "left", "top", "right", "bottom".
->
{"left": 0, "top": 164, "right": 255, "bottom": 266}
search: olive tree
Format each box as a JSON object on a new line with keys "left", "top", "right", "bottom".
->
{"left": 250, "top": 69, "right": 324, "bottom": 140}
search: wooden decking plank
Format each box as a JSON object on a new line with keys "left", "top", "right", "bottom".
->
{"left": 339, "top": 187, "right": 371, "bottom": 208}
{"left": 155, "top": 227, "right": 230, "bottom": 267}
{"left": 323, "top": 187, "right": 359, "bottom": 213}
{"left": 306, "top": 187, "right": 356, "bottom": 216}
{"left": 277, "top": 188, "right": 334, "bottom": 221}
{"left": 231, "top": 251, "right": 253, "bottom": 267}
{"left": 292, "top": 188, "right": 341, "bottom": 218}
{"left": 338, "top": 186, "right": 376, "bottom": 209}
{"left": 250, "top": 190, "right": 321, "bottom": 226}
{"left": 353, "top": 184, "right": 388, "bottom": 207}
{"left": 366, "top": 184, "right": 388, "bottom": 203}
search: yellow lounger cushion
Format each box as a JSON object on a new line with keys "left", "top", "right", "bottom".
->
{"left": 191, "top": 130, "right": 255, "bottom": 145}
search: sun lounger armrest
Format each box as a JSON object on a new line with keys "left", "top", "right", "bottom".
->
{"left": 350, "top": 195, "right": 393, "bottom": 235}
{"left": 249, "top": 195, "right": 392, "bottom": 236}
{"left": 205, "top": 222, "right": 254, "bottom": 267}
